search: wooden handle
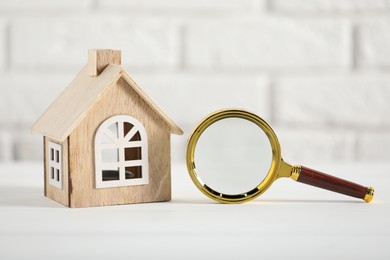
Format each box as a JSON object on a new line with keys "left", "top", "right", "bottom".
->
{"left": 294, "top": 166, "right": 374, "bottom": 202}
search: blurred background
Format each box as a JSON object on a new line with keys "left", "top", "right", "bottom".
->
{"left": 0, "top": 0, "right": 389, "bottom": 165}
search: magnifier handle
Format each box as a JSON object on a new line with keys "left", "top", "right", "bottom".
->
{"left": 292, "top": 165, "right": 374, "bottom": 203}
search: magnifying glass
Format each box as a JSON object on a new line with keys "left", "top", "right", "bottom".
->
{"left": 186, "top": 109, "right": 374, "bottom": 203}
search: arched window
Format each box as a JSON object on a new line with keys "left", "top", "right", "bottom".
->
{"left": 95, "top": 115, "right": 149, "bottom": 188}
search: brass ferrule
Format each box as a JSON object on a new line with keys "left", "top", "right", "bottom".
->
{"left": 290, "top": 165, "right": 301, "bottom": 181}
{"left": 364, "top": 187, "right": 374, "bottom": 203}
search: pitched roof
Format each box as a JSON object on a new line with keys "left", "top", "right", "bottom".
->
{"left": 31, "top": 64, "right": 183, "bottom": 142}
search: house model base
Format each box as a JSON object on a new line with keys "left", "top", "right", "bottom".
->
{"left": 32, "top": 49, "right": 183, "bottom": 208}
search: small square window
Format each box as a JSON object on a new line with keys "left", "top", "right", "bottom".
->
{"left": 48, "top": 141, "right": 62, "bottom": 189}
{"left": 50, "top": 148, "right": 54, "bottom": 161}
{"left": 102, "top": 149, "right": 119, "bottom": 163}
{"left": 125, "top": 166, "right": 142, "bottom": 179}
{"left": 124, "top": 147, "right": 141, "bottom": 161}
{"left": 102, "top": 169, "right": 120, "bottom": 181}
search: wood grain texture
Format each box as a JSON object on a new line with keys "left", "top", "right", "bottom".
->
{"left": 69, "top": 77, "right": 171, "bottom": 207}
{"left": 297, "top": 166, "right": 368, "bottom": 200}
{"left": 31, "top": 65, "right": 122, "bottom": 142}
{"left": 45, "top": 137, "right": 69, "bottom": 206}
{"left": 88, "top": 49, "right": 121, "bottom": 77}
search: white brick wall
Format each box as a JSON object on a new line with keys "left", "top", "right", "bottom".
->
{"left": 357, "top": 20, "right": 390, "bottom": 68}
{"left": 0, "top": 19, "right": 6, "bottom": 71}
{"left": 11, "top": 16, "right": 179, "bottom": 70}
{"left": 0, "top": 130, "right": 12, "bottom": 161}
{"left": 275, "top": 75, "right": 390, "bottom": 126}
{"left": 357, "top": 133, "right": 390, "bottom": 161}
{"left": 0, "top": 72, "right": 74, "bottom": 126}
{"left": 185, "top": 18, "right": 351, "bottom": 69}
{"left": 0, "top": 0, "right": 389, "bottom": 163}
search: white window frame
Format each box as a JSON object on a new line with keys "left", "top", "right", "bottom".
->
{"left": 48, "top": 141, "right": 62, "bottom": 189}
{"left": 95, "top": 115, "right": 149, "bottom": 188}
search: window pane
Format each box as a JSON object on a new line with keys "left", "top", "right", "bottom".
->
{"left": 108, "top": 123, "right": 119, "bottom": 138}
{"left": 50, "top": 148, "right": 54, "bottom": 161}
{"left": 130, "top": 131, "right": 141, "bottom": 142}
{"left": 56, "top": 169, "right": 60, "bottom": 181}
{"left": 102, "top": 149, "right": 119, "bottom": 163}
{"left": 101, "top": 132, "right": 114, "bottom": 144}
{"left": 125, "top": 166, "right": 142, "bottom": 179}
{"left": 123, "top": 122, "right": 134, "bottom": 138}
{"left": 51, "top": 167, "right": 54, "bottom": 179}
{"left": 102, "top": 169, "right": 120, "bottom": 181}
{"left": 56, "top": 150, "right": 59, "bottom": 163}
{"left": 124, "top": 147, "right": 141, "bottom": 161}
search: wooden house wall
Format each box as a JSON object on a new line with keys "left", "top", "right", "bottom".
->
{"left": 68, "top": 77, "right": 171, "bottom": 207}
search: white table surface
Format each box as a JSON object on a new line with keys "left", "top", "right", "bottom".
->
{"left": 0, "top": 162, "right": 389, "bottom": 259}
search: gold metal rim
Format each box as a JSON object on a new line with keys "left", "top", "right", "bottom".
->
{"left": 185, "top": 109, "right": 282, "bottom": 204}
{"left": 364, "top": 187, "right": 374, "bottom": 203}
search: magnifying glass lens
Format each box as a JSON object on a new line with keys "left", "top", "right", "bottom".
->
{"left": 194, "top": 118, "right": 273, "bottom": 195}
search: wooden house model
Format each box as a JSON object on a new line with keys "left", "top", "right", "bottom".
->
{"left": 32, "top": 49, "right": 183, "bottom": 208}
